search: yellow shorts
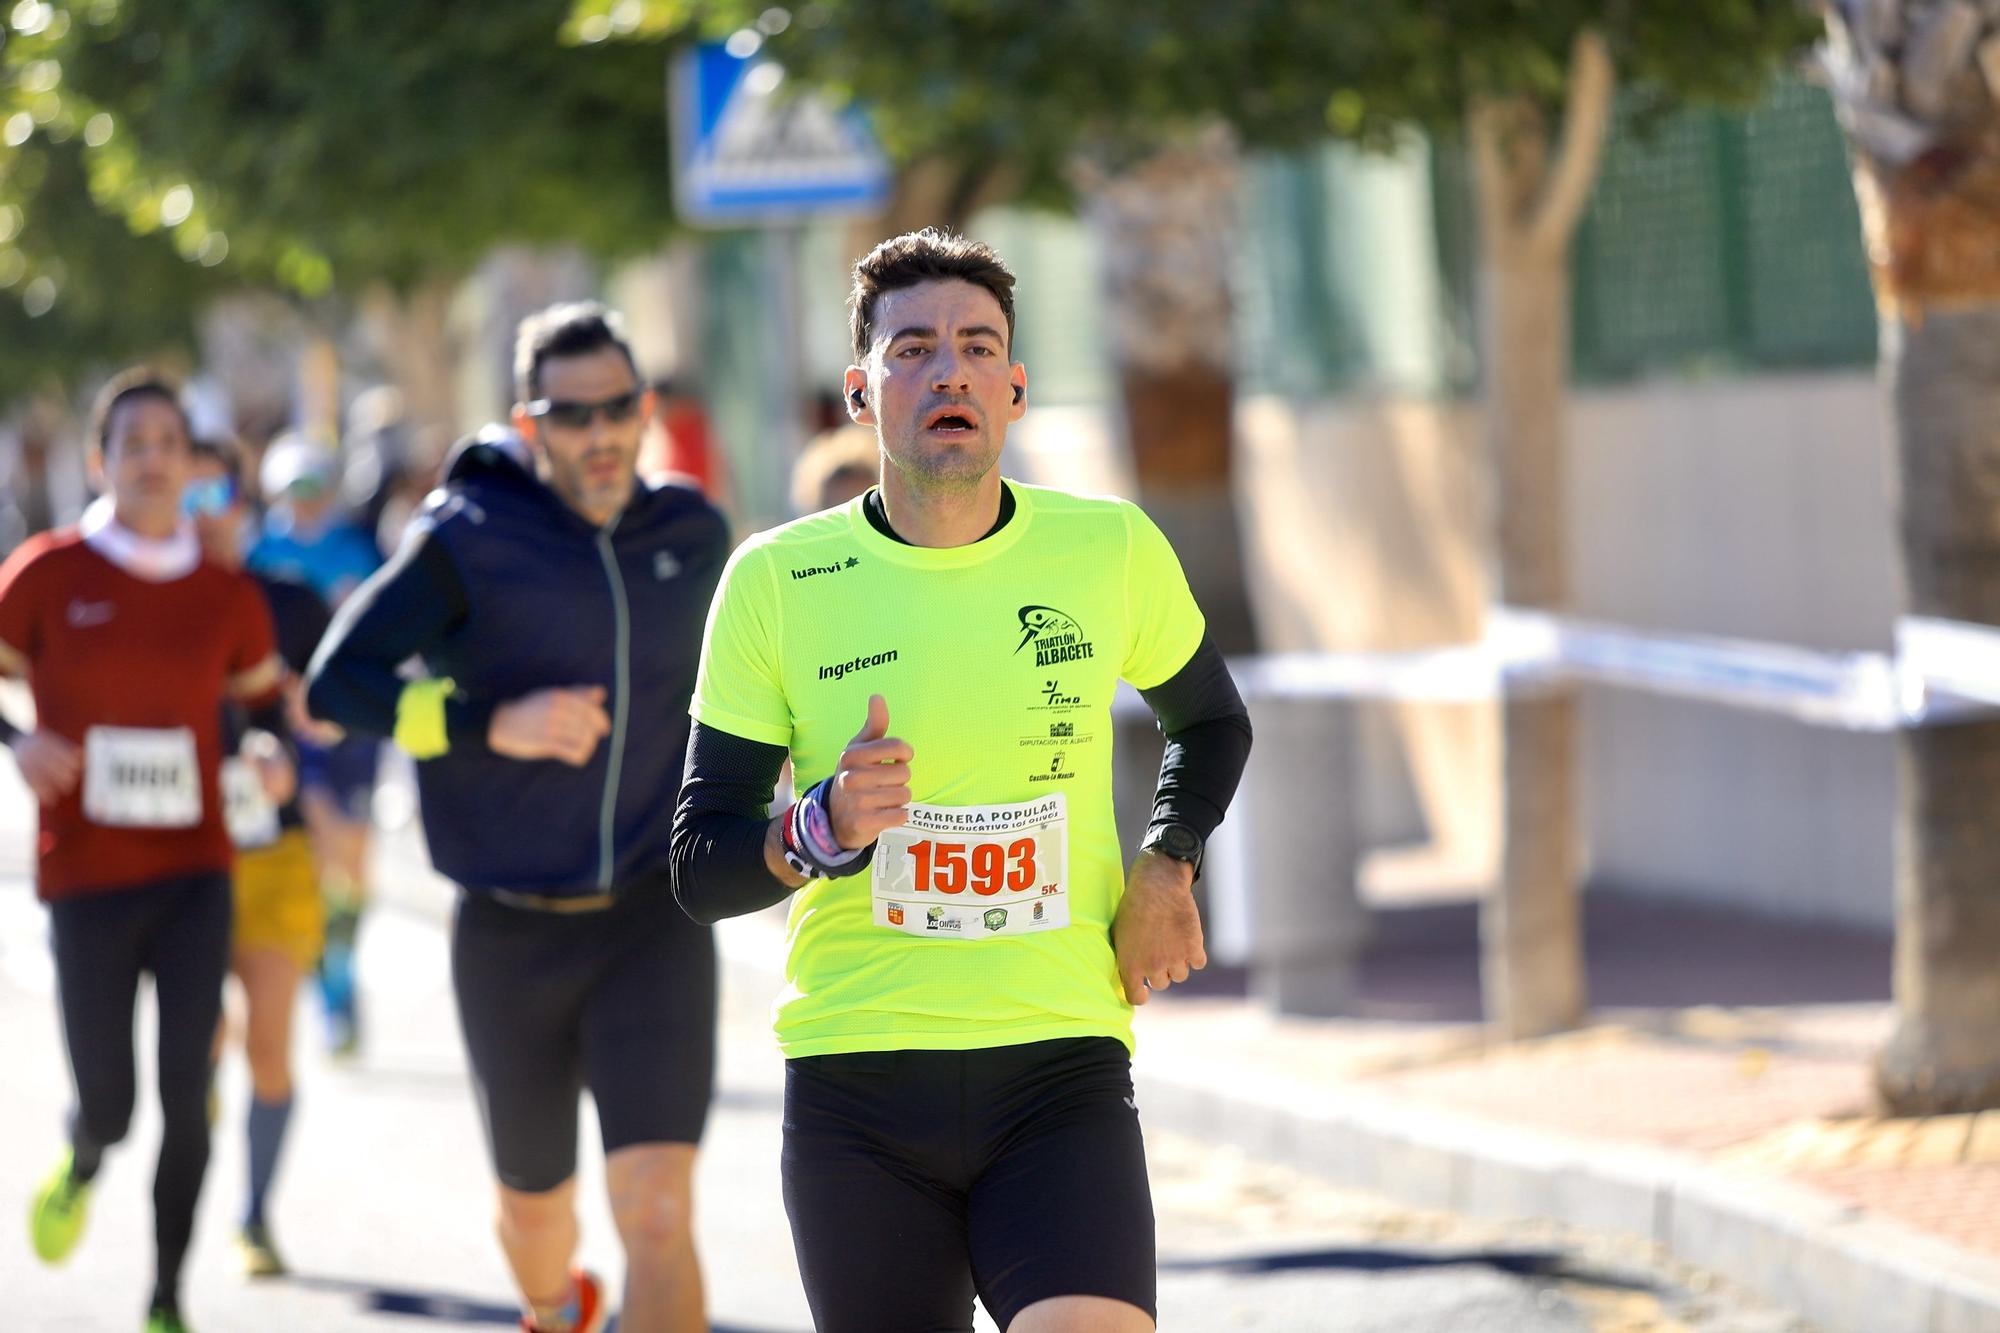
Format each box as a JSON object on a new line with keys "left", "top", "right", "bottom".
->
{"left": 232, "top": 829, "right": 324, "bottom": 971}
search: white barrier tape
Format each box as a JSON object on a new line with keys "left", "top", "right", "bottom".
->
{"left": 1111, "top": 610, "right": 2000, "bottom": 732}
{"left": 1896, "top": 615, "right": 2000, "bottom": 718}
{"left": 1510, "top": 609, "right": 1905, "bottom": 731}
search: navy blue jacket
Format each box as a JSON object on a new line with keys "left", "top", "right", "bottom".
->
{"left": 306, "top": 432, "right": 730, "bottom": 898}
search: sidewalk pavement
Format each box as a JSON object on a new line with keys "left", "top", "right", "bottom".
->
{"left": 1121, "top": 886, "right": 2000, "bottom": 1333}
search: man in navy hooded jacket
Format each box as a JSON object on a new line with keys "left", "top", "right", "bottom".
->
{"left": 307, "top": 303, "right": 728, "bottom": 1333}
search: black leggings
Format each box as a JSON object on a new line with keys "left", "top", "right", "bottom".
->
{"left": 49, "top": 872, "right": 232, "bottom": 1302}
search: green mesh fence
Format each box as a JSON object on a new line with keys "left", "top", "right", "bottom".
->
{"left": 1234, "top": 76, "right": 1877, "bottom": 398}
{"left": 1570, "top": 77, "right": 1877, "bottom": 381}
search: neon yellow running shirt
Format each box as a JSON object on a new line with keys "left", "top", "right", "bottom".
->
{"left": 691, "top": 481, "right": 1204, "bottom": 1058}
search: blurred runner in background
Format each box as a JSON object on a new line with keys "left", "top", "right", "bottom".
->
{"left": 4, "top": 371, "right": 282, "bottom": 1333}
{"left": 309, "top": 304, "right": 730, "bottom": 1333}
{"left": 187, "top": 436, "right": 333, "bottom": 1279}
{"left": 249, "top": 434, "right": 382, "bottom": 1056}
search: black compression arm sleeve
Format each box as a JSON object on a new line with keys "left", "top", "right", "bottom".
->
{"left": 304, "top": 528, "right": 479, "bottom": 741}
{"left": 1137, "top": 632, "right": 1253, "bottom": 843}
{"left": 671, "top": 720, "right": 794, "bottom": 925}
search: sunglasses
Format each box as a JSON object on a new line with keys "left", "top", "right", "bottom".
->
{"left": 524, "top": 390, "right": 643, "bottom": 430}
{"left": 181, "top": 474, "right": 239, "bottom": 518}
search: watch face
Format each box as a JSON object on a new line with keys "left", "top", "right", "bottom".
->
{"left": 1152, "top": 825, "right": 1200, "bottom": 861}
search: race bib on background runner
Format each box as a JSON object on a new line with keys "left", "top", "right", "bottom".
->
{"left": 871, "top": 794, "right": 1069, "bottom": 938}
{"left": 220, "top": 755, "right": 280, "bottom": 848}
{"left": 83, "top": 726, "right": 201, "bottom": 828}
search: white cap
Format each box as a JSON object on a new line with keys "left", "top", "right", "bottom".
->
{"left": 259, "top": 433, "right": 337, "bottom": 502}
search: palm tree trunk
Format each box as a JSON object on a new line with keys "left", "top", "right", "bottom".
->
{"left": 1467, "top": 30, "right": 1614, "bottom": 1040}
{"left": 1824, "top": 0, "right": 2000, "bottom": 1115}
{"left": 1878, "top": 305, "right": 2000, "bottom": 1113}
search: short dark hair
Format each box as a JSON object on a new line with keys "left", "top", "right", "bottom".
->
{"left": 849, "top": 229, "right": 1016, "bottom": 361}
{"left": 189, "top": 435, "right": 243, "bottom": 472}
{"left": 90, "top": 367, "right": 191, "bottom": 453}
{"left": 513, "top": 301, "right": 640, "bottom": 403}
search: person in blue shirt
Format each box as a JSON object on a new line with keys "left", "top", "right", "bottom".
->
{"left": 249, "top": 437, "right": 382, "bottom": 606}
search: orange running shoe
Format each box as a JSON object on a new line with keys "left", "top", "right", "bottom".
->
{"left": 521, "top": 1269, "right": 605, "bottom": 1333}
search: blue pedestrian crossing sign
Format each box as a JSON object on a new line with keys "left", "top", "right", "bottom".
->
{"left": 671, "top": 39, "right": 892, "bottom": 226}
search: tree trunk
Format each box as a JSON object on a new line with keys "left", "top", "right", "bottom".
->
{"left": 1467, "top": 30, "right": 1614, "bottom": 1041}
{"left": 1476, "top": 169, "right": 1587, "bottom": 1042}
{"left": 360, "top": 276, "right": 463, "bottom": 446}
{"left": 1877, "top": 306, "right": 2000, "bottom": 1113}
{"left": 1824, "top": 1, "right": 2000, "bottom": 1115}
{"left": 1078, "top": 128, "right": 1259, "bottom": 654}
{"left": 1481, "top": 242, "right": 1586, "bottom": 1040}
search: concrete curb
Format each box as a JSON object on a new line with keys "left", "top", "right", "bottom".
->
{"left": 1131, "top": 1061, "right": 2000, "bottom": 1333}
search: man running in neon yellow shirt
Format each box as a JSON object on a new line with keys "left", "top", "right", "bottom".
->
{"left": 673, "top": 229, "right": 1252, "bottom": 1333}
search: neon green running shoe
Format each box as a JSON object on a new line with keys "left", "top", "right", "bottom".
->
{"left": 144, "top": 1306, "right": 193, "bottom": 1333}
{"left": 29, "top": 1150, "right": 91, "bottom": 1265}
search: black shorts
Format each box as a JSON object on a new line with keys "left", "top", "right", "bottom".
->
{"left": 450, "top": 878, "right": 716, "bottom": 1193}
{"left": 297, "top": 734, "right": 379, "bottom": 822}
{"left": 782, "top": 1037, "right": 1156, "bottom": 1332}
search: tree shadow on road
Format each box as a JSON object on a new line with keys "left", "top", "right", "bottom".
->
{"left": 287, "top": 1273, "right": 804, "bottom": 1331}
{"left": 1160, "top": 1245, "right": 1660, "bottom": 1293}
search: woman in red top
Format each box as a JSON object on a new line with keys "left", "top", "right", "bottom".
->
{"left": 0, "top": 370, "right": 280, "bottom": 1333}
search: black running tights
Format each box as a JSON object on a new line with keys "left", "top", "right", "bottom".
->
{"left": 49, "top": 872, "right": 232, "bottom": 1306}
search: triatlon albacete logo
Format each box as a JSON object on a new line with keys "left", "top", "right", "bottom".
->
{"left": 1015, "top": 605, "right": 1095, "bottom": 667}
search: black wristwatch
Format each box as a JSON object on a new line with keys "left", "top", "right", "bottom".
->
{"left": 1141, "top": 822, "right": 1204, "bottom": 876}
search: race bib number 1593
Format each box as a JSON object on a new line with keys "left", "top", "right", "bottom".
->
{"left": 871, "top": 794, "right": 1069, "bottom": 938}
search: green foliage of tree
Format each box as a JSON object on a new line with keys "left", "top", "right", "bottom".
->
{"left": 43, "top": 0, "right": 681, "bottom": 287}
{"left": 0, "top": 135, "right": 232, "bottom": 408}
{"left": 0, "top": 0, "right": 694, "bottom": 412}
{"left": 578, "top": 0, "right": 1820, "bottom": 187}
